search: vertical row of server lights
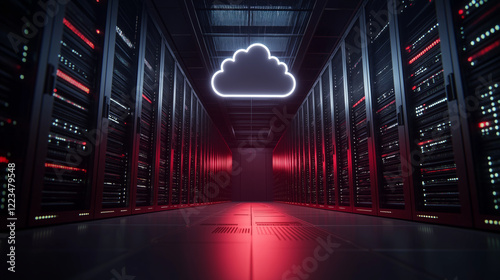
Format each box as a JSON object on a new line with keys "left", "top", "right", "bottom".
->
{"left": 0, "top": 0, "right": 232, "bottom": 229}
{"left": 273, "top": 0, "right": 500, "bottom": 231}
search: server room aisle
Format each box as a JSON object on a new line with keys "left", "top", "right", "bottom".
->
{"left": 9, "top": 202, "right": 500, "bottom": 280}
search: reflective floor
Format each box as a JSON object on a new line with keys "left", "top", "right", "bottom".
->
{"left": 2, "top": 202, "right": 500, "bottom": 279}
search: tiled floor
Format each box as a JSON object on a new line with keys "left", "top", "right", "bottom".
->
{"left": 2, "top": 202, "right": 499, "bottom": 279}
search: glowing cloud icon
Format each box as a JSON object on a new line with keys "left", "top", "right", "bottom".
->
{"left": 211, "top": 43, "right": 296, "bottom": 98}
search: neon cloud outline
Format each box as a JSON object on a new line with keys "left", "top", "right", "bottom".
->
{"left": 211, "top": 43, "right": 296, "bottom": 98}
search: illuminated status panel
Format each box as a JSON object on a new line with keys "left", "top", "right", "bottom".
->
{"left": 102, "top": 0, "right": 141, "bottom": 209}
{"left": 333, "top": 51, "right": 350, "bottom": 206}
{"left": 171, "top": 67, "right": 184, "bottom": 205}
{"left": 308, "top": 95, "right": 317, "bottom": 204}
{"left": 346, "top": 20, "right": 372, "bottom": 207}
{"left": 158, "top": 49, "right": 175, "bottom": 206}
{"left": 181, "top": 86, "right": 192, "bottom": 204}
{"left": 42, "top": 0, "right": 104, "bottom": 211}
{"left": 314, "top": 83, "right": 325, "bottom": 205}
{"left": 189, "top": 95, "right": 198, "bottom": 204}
{"left": 0, "top": 0, "right": 40, "bottom": 215}
{"left": 321, "top": 67, "right": 335, "bottom": 206}
{"left": 399, "top": 0, "right": 460, "bottom": 212}
{"left": 454, "top": 0, "right": 500, "bottom": 218}
{"left": 366, "top": 0, "right": 404, "bottom": 209}
{"left": 136, "top": 18, "right": 161, "bottom": 207}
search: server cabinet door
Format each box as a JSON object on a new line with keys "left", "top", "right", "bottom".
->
{"left": 29, "top": 0, "right": 109, "bottom": 226}
{"left": 195, "top": 101, "right": 202, "bottom": 204}
{"left": 365, "top": 0, "right": 411, "bottom": 219}
{"left": 181, "top": 84, "right": 192, "bottom": 205}
{"left": 189, "top": 94, "right": 198, "bottom": 205}
{"left": 345, "top": 17, "right": 376, "bottom": 214}
{"left": 448, "top": 0, "right": 500, "bottom": 230}
{"left": 1, "top": 0, "right": 46, "bottom": 228}
{"left": 322, "top": 65, "right": 337, "bottom": 209}
{"left": 95, "top": 0, "right": 142, "bottom": 218}
{"left": 308, "top": 94, "right": 318, "bottom": 205}
{"left": 314, "top": 82, "right": 326, "bottom": 207}
{"left": 333, "top": 48, "right": 351, "bottom": 212}
{"left": 156, "top": 46, "right": 175, "bottom": 210}
{"left": 395, "top": 0, "right": 472, "bottom": 227}
{"left": 133, "top": 16, "right": 161, "bottom": 213}
{"left": 302, "top": 102, "right": 312, "bottom": 205}
{"left": 298, "top": 108, "right": 306, "bottom": 204}
{"left": 170, "top": 65, "right": 184, "bottom": 206}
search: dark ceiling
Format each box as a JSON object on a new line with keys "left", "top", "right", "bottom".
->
{"left": 151, "top": 0, "right": 362, "bottom": 148}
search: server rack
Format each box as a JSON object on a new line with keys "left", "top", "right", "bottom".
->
{"left": 133, "top": 15, "right": 161, "bottom": 213}
{"left": 29, "top": 0, "right": 109, "bottom": 226}
{"left": 395, "top": 0, "right": 472, "bottom": 226}
{"left": 314, "top": 82, "right": 326, "bottom": 207}
{"left": 156, "top": 43, "right": 175, "bottom": 210}
{"left": 321, "top": 65, "right": 336, "bottom": 209}
{"left": 189, "top": 96, "right": 198, "bottom": 205}
{"left": 448, "top": 0, "right": 500, "bottom": 231}
{"left": 170, "top": 65, "right": 184, "bottom": 206}
{"left": 273, "top": 0, "right": 498, "bottom": 231}
{"left": 0, "top": 0, "right": 45, "bottom": 229}
{"left": 195, "top": 101, "right": 202, "bottom": 204}
{"left": 181, "top": 84, "right": 192, "bottom": 205}
{"left": 333, "top": 47, "right": 352, "bottom": 212}
{"left": 345, "top": 17, "right": 378, "bottom": 214}
{"left": 365, "top": 0, "right": 412, "bottom": 219}
{"left": 95, "top": 0, "right": 142, "bottom": 218}
{"left": 307, "top": 94, "right": 317, "bottom": 205}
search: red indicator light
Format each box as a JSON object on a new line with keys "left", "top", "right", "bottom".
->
{"left": 409, "top": 39, "right": 440, "bottom": 64}
{"left": 458, "top": 9, "right": 463, "bottom": 15}
{"left": 45, "top": 163, "right": 87, "bottom": 173}
{"left": 57, "top": 69, "right": 90, "bottom": 94}
{"left": 352, "top": 96, "right": 365, "bottom": 108}
{"left": 422, "top": 167, "right": 456, "bottom": 174}
{"left": 468, "top": 40, "right": 500, "bottom": 63}
{"left": 418, "top": 139, "right": 433, "bottom": 146}
{"left": 412, "top": 85, "right": 417, "bottom": 91}
{"left": 142, "top": 94, "right": 152, "bottom": 104}
{"left": 376, "top": 100, "right": 396, "bottom": 114}
{"left": 479, "top": 121, "right": 490, "bottom": 128}
{"left": 0, "top": 156, "right": 8, "bottom": 163}
{"left": 63, "top": 18, "right": 95, "bottom": 49}
{"left": 96, "top": 29, "right": 100, "bottom": 34}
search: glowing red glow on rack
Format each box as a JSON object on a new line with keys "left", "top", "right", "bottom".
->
{"left": 45, "top": 163, "right": 87, "bottom": 173}
{"left": 96, "top": 29, "right": 100, "bottom": 34}
{"left": 458, "top": 9, "right": 463, "bottom": 15}
{"left": 57, "top": 70, "right": 90, "bottom": 94}
{"left": 468, "top": 40, "right": 500, "bottom": 62}
{"left": 6, "top": 119, "right": 12, "bottom": 124}
{"left": 412, "top": 85, "right": 417, "bottom": 90}
{"left": 479, "top": 121, "right": 490, "bottom": 128}
{"left": 352, "top": 96, "right": 365, "bottom": 108}
{"left": 418, "top": 139, "right": 433, "bottom": 146}
{"left": 142, "top": 94, "right": 152, "bottom": 104}
{"left": 356, "top": 118, "right": 366, "bottom": 126}
{"left": 0, "top": 156, "right": 8, "bottom": 163}
{"left": 376, "top": 100, "right": 396, "bottom": 113}
{"left": 409, "top": 39, "right": 440, "bottom": 64}
{"left": 421, "top": 167, "right": 456, "bottom": 174}
{"left": 63, "top": 18, "right": 94, "bottom": 49}
{"left": 471, "top": 3, "right": 500, "bottom": 26}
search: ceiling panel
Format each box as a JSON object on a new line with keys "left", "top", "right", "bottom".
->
{"left": 152, "top": 0, "right": 362, "bottom": 148}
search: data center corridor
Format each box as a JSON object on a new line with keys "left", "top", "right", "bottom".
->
{"left": 3, "top": 0, "right": 500, "bottom": 278}
{"left": 9, "top": 202, "right": 500, "bottom": 280}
